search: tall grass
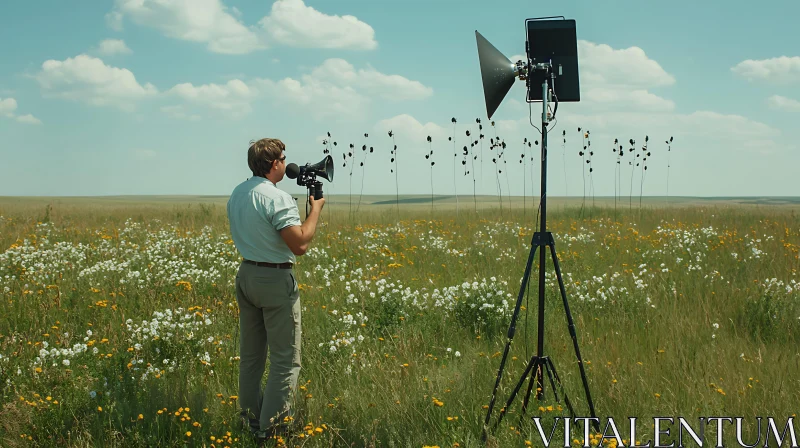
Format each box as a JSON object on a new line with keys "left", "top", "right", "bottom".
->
{"left": 578, "top": 127, "right": 587, "bottom": 218}
{"left": 666, "top": 136, "right": 674, "bottom": 204}
{"left": 356, "top": 134, "right": 372, "bottom": 213}
{"left": 426, "top": 135, "right": 435, "bottom": 211}
{"left": 639, "top": 135, "right": 650, "bottom": 209}
{"left": 451, "top": 118, "right": 459, "bottom": 219}
{"left": 628, "top": 138, "right": 636, "bottom": 210}
{"left": 489, "top": 121, "right": 504, "bottom": 218}
{"left": 614, "top": 138, "right": 621, "bottom": 222}
{"left": 388, "top": 130, "right": 399, "bottom": 217}
{"left": 1, "top": 198, "right": 799, "bottom": 447}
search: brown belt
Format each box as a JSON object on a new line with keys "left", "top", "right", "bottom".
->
{"left": 243, "top": 259, "right": 293, "bottom": 269}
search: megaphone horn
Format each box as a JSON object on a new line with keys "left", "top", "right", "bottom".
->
{"left": 309, "top": 155, "right": 334, "bottom": 182}
{"left": 476, "top": 30, "right": 517, "bottom": 120}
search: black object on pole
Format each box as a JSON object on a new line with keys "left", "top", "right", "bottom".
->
{"left": 476, "top": 18, "right": 598, "bottom": 441}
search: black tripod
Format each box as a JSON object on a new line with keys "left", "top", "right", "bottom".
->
{"left": 482, "top": 65, "right": 598, "bottom": 441}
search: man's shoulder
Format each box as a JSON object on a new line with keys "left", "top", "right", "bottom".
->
{"left": 257, "top": 182, "right": 295, "bottom": 202}
{"left": 231, "top": 177, "right": 258, "bottom": 195}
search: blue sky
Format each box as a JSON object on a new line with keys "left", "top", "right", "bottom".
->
{"left": 1, "top": 0, "right": 799, "bottom": 198}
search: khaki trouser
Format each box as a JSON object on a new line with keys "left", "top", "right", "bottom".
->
{"left": 235, "top": 261, "right": 301, "bottom": 431}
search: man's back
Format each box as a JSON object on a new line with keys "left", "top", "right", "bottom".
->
{"left": 227, "top": 177, "right": 301, "bottom": 264}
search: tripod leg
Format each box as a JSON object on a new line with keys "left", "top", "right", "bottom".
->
{"left": 535, "top": 238, "right": 547, "bottom": 400}
{"left": 520, "top": 362, "right": 539, "bottom": 415}
{"left": 517, "top": 358, "right": 542, "bottom": 428}
{"left": 543, "top": 358, "right": 576, "bottom": 418}
{"left": 549, "top": 242, "right": 600, "bottom": 431}
{"left": 542, "top": 357, "right": 559, "bottom": 403}
{"left": 493, "top": 356, "right": 540, "bottom": 432}
{"left": 483, "top": 243, "right": 540, "bottom": 440}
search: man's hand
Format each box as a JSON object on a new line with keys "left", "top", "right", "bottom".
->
{"left": 308, "top": 195, "right": 325, "bottom": 211}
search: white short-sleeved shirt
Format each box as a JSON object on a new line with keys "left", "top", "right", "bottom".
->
{"left": 227, "top": 176, "right": 302, "bottom": 264}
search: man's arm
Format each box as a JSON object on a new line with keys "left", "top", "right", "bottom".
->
{"left": 280, "top": 197, "right": 325, "bottom": 256}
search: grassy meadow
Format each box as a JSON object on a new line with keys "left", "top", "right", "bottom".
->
{"left": 1, "top": 195, "right": 799, "bottom": 447}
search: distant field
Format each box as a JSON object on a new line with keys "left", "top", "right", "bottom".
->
{"left": 3, "top": 194, "right": 800, "bottom": 211}
{"left": 1, "top": 196, "right": 799, "bottom": 447}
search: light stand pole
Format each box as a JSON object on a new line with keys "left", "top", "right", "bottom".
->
{"left": 482, "top": 63, "right": 599, "bottom": 441}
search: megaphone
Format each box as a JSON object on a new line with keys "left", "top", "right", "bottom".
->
{"left": 308, "top": 155, "right": 334, "bottom": 182}
{"left": 476, "top": 19, "right": 581, "bottom": 120}
{"left": 286, "top": 155, "right": 334, "bottom": 200}
{"left": 475, "top": 30, "right": 520, "bottom": 120}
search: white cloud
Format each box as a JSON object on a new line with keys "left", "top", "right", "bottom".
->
{"left": 373, "top": 114, "right": 448, "bottom": 152}
{"left": 98, "top": 38, "right": 132, "bottom": 56}
{"left": 255, "top": 76, "right": 368, "bottom": 121}
{"left": 242, "top": 58, "right": 431, "bottom": 121}
{"left": 106, "top": 10, "right": 124, "bottom": 31}
{"left": 0, "top": 97, "right": 17, "bottom": 117}
{"left": 259, "top": 0, "right": 376, "bottom": 50}
{"left": 309, "top": 59, "right": 432, "bottom": 101}
{"left": 579, "top": 40, "right": 675, "bottom": 89}
{"left": 34, "top": 54, "right": 157, "bottom": 111}
{"left": 107, "top": 0, "right": 376, "bottom": 54}
{"left": 732, "top": 56, "right": 800, "bottom": 84}
{"left": 108, "top": 0, "right": 263, "bottom": 54}
{"left": 160, "top": 105, "right": 202, "bottom": 121}
{"left": 161, "top": 62, "right": 383, "bottom": 121}
{"left": 767, "top": 94, "right": 800, "bottom": 112}
{"left": 167, "top": 79, "right": 254, "bottom": 117}
{"left": 16, "top": 114, "right": 42, "bottom": 125}
{"left": 565, "top": 40, "right": 676, "bottom": 113}
{"left": 584, "top": 88, "right": 675, "bottom": 112}
{"left": 0, "top": 97, "right": 41, "bottom": 124}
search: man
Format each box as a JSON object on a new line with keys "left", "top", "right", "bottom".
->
{"left": 226, "top": 138, "right": 325, "bottom": 440}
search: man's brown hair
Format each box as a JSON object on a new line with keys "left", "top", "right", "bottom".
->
{"left": 248, "top": 138, "right": 285, "bottom": 176}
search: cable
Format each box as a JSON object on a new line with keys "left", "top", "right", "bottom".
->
{"left": 551, "top": 92, "right": 559, "bottom": 120}
{"left": 528, "top": 101, "right": 542, "bottom": 135}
